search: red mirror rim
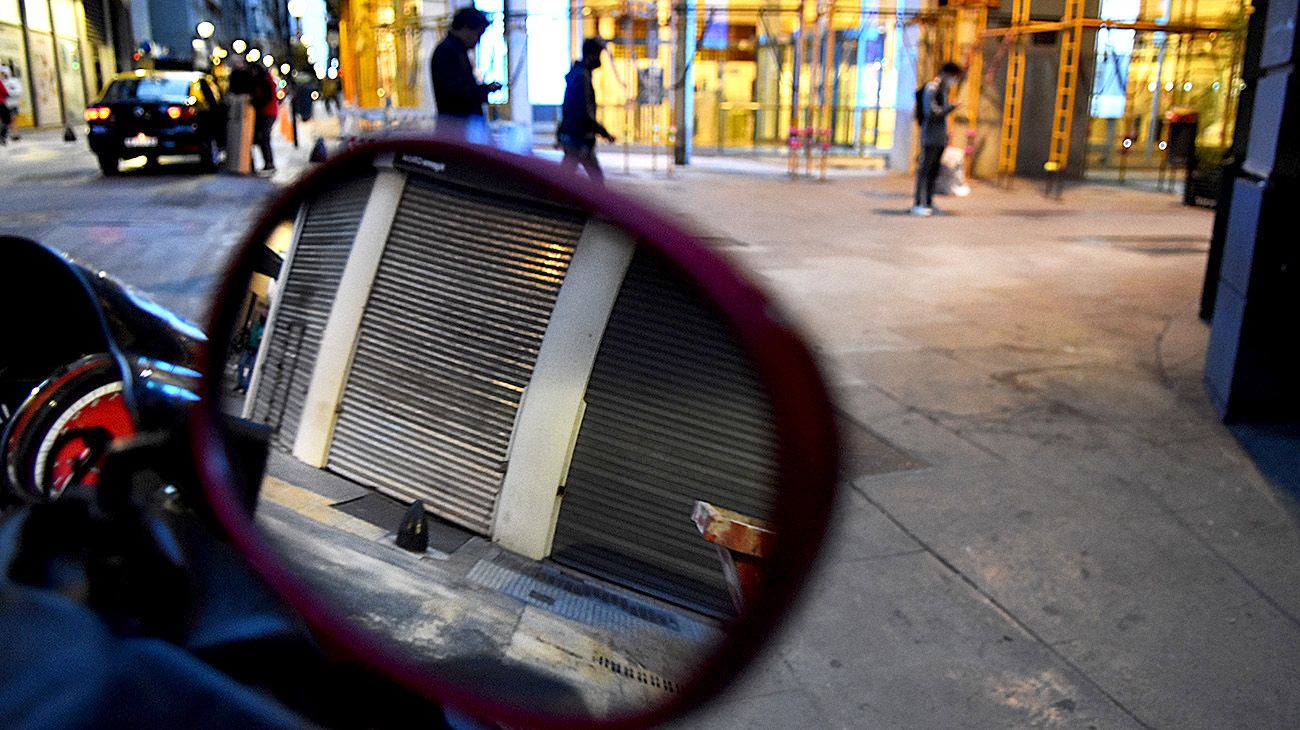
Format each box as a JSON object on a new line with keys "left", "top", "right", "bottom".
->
{"left": 187, "top": 136, "right": 841, "bottom": 729}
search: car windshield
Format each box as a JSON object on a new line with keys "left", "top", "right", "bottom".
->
{"left": 102, "top": 78, "right": 193, "bottom": 103}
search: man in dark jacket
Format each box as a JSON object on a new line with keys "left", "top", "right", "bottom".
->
{"left": 558, "top": 38, "right": 616, "bottom": 184}
{"left": 911, "top": 61, "right": 963, "bottom": 216}
{"left": 431, "top": 8, "right": 501, "bottom": 135}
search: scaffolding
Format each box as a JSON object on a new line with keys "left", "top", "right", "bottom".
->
{"left": 979, "top": 0, "right": 1244, "bottom": 186}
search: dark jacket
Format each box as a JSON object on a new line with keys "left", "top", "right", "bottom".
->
{"left": 431, "top": 35, "right": 492, "bottom": 118}
{"left": 919, "top": 78, "right": 955, "bottom": 147}
{"left": 557, "top": 62, "right": 609, "bottom": 145}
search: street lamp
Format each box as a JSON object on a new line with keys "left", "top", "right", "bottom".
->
{"left": 263, "top": 55, "right": 275, "bottom": 68}
{"left": 246, "top": 49, "right": 261, "bottom": 63}
{"left": 232, "top": 39, "right": 247, "bottom": 54}
{"left": 196, "top": 21, "right": 215, "bottom": 39}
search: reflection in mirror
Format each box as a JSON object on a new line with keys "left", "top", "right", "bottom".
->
{"left": 221, "top": 152, "right": 782, "bottom": 720}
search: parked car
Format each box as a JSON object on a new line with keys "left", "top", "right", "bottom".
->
{"left": 85, "top": 70, "right": 228, "bottom": 175}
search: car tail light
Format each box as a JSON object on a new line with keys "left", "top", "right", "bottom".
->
{"left": 84, "top": 107, "right": 111, "bottom": 122}
{"left": 166, "top": 105, "right": 198, "bottom": 120}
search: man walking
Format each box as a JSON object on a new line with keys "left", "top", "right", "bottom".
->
{"left": 912, "top": 62, "right": 963, "bottom": 216}
{"left": 249, "top": 64, "right": 279, "bottom": 173}
{"left": 558, "top": 38, "right": 616, "bottom": 184}
{"left": 431, "top": 8, "right": 502, "bottom": 138}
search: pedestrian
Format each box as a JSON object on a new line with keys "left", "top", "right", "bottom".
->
{"left": 0, "top": 71, "right": 10, "bottom": 145}
{"left": 557, "top": 38, "right": 617, "bottom": 185}
{"left": 911, "top": 61, "right": 963, "bottom": 216}
{"left": 249, "top": 65, "right": 279, "bottom": 173}
{"left": 430, "top": 7, "right": 501, "bottom": 139}
{"left": 320, "top": 75, "right": 341, "bottom": 115}
{"left": 234, "top": 314, "right": 265, "bottom": 393}
{"left": 0, "top": 65, "right": 20, "bottom": 144}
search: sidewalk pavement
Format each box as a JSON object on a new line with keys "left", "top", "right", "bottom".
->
{"left": 283, "top": 126, "right": 1300, "bottom": 726}
{"left": 583, "top": 169, "right": 1300, "bottom": 729}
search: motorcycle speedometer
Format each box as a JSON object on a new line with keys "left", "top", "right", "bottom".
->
{"left": 1, "top": 354, "right": 136, "bottom": 501}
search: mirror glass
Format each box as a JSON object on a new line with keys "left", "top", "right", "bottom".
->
{"left": 218, "top": 150, "right": 785, "bottom": 720}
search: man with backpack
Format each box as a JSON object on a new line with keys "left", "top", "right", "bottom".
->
{"left": 912, "top": 62, "right": 963, "bottom": 216}
{"left": 558, "top": 38, "right": 616, "bottom": 184}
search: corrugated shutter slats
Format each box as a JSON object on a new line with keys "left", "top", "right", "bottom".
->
{"left": 249, "top": 176, "right": 375, "bottom": 448}
{"left": 326, "top": 176, "right": 583, "bottom": 534}
{"left": 551, "top": 250, "right": 780, "bottom": 619}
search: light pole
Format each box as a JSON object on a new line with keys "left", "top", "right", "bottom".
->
{"left": 195, "top": 21, "right": 215, "bottom": 70}
{"left": 284, "top": 0, "right": 306, "bottom": 147}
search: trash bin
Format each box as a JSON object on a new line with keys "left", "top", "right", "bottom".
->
{"left": 1165, "top": 108, "right": 1198, "bottom": 169}
{"left": 1184, "top": 146, "right": 1228, "bottom": 208}
{"left": 292, "top": 88, "right": 314, "bottom": 123}
{"left": 225, "top": 94, "right": 255, "bottom": 174}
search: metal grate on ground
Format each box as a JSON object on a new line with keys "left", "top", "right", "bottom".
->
{"left": 467, "top": 552, "right": 724, "bottom": 645}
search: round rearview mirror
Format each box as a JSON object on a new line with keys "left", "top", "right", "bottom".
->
{"left": 191, "top": 138, "right": 838, "bottom": 728}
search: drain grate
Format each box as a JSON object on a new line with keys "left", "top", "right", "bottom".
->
{"left": 594, "top": 654, "right": 680, "bottom": 693}
{"left": 999, "top": 208, "right": 1078, "bottom": 218}
{"left": 468, "top": 553, "right": 723, "bottom": 644}
{"left": 1059, "top": 234, "right": 1209, "bottom": 256}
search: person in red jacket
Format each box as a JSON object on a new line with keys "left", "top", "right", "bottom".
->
{"left": 249, "top": 65, "right": 279, "bottom": 172}
{"left": 0, "top": 68, "right": 12, "bottom": 145}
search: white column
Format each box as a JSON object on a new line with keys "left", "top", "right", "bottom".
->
{"left": 888, "top": 4, "right": 920, "bottom": 171}
{"left": 505, "top": 0, "right": 532, "bottom": 146}
{"left": 492, "top": 221, "right": 635, "bottom": 559}
{"left": 292, "top": 160, "right": 407, "bottom": 467}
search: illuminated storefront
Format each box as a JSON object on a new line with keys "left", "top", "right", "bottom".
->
{"left": 580, "top": 0, "right": 911, "bottom": 155}
{"left": 339, "top": 0, "right": 1249, "bottom": 177}
{"left": 0, "top": 0, "right": 107, "bottom": 130}
{"left": 1082, "top": 0, "right": 1249, "bottom": 176}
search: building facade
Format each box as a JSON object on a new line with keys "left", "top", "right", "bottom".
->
{"left": 339, "top": 0, "right": 1249, "bottom": 182}
{"left": 0, "top": 0, "right": 125, "bottom": 129}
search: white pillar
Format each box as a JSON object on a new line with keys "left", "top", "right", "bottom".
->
{"left": 888, "top": 3, "right": 920, "bottom": 171}
{"left": 505, "top": 0, "right": 532, "bottom": 146}
{"left": 292, "top": 161, "right": 407, "bottom": 467}
{"left": 492, "top": 221, "right": 636, "bottom": 559}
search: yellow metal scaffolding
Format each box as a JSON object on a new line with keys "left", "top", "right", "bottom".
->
{"left": 995, "top": 0, "right": 1030, "bottom": 182}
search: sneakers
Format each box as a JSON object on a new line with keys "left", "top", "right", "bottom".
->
{"left": 909, "top": 205, "right": 933, "bottom": 217}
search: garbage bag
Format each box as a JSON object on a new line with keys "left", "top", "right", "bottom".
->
{"left": 935, "top": 145, "right": 971, "bottom": 197}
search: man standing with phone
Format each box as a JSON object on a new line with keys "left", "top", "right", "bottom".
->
{"left": 431, "top": 8, "right": 502, "bottom": 138}
{"left": 912, "top": 62, "right": 963, "bottom": 216}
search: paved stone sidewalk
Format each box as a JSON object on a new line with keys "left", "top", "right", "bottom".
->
{"left": 597, "top": 168, "right": 1300, "bottom": 729}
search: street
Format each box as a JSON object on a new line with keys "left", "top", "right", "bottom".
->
{"left": 0, "top": 129, "right": 291, "bottom": 322}
{"left": 3, "top": 130, "right": 1299, "bottom": 729}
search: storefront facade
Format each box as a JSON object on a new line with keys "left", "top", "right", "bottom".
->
{"left": 339, "top": 0, "right": 1250, "bottom": 179}
{"left": 0, "top": 0, "right": 119, "bottom": 130}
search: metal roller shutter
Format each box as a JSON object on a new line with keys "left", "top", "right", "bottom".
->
{"left": 249, "top": 175, "right": 375, "bottom": 449}
{"left": 551, "top": 250, "right": 780, "bottom": 619}
{"left": 326, "top": 175, "right": 584, "bottom": 534}
{"left": 82, "top": 0, "right": 108, "bottom": 45}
